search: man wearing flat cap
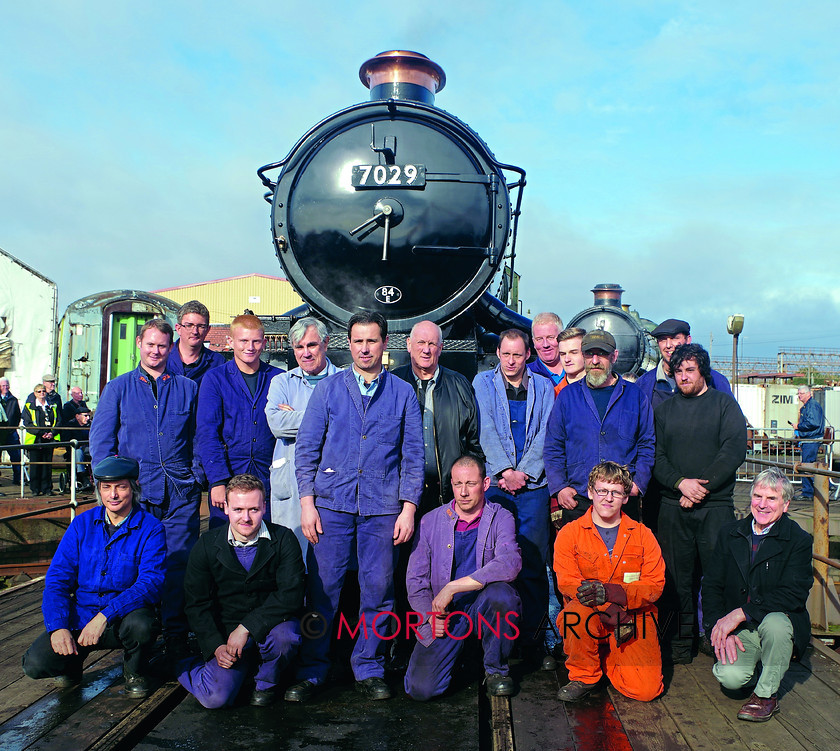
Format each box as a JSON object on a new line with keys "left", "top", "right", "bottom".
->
{"left": 23, "top": 456, "right": 166, "bottom": 697}
{"left": 545, "top": 329, "right": 655, "bottom": 525}
{"left": 636, "top": 319, "right": 732, "bottom": 410}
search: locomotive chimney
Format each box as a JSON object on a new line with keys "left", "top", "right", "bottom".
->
{"left": 591, "top": 283, "right": 625, "bottom": 308}
{"left": 359, "top": 50, "right": 446, "bottom": 105}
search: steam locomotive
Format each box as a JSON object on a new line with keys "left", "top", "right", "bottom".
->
{"left": 258, "top": 51, "right": 655, "bottom": 377}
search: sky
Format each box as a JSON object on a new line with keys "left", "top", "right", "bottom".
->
{"left": 2, "top": 1, "right": 838, "bottom": 363}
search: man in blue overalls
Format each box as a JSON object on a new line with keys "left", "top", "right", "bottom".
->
{"left": 196, "top": 314, "right": 282, "bottom": 528}
{"left": 90, "top": 318, "right": 200, "bottom": 660}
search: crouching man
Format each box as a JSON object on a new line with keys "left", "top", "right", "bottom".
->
{"left": 178, "top": 474, "right": 304, "bottom": 708}
{"left": 702, "top": 467, "right": 812, "bottom": 722}
{"left": 404, "top": 455, "right": 522, "bottom": 700}
{"left": 554, "top": 462, "right": 665, "bottom": 702}
{"left": 23, "top": 456, "right": 165, "bottom": 697}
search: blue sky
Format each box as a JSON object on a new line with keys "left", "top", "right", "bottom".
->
{"left": 2, "top": 1, "right": 838, "bottom": 362}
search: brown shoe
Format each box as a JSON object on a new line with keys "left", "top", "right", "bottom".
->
{"left": 557, "top": 680, "right": 598, "bottom": 702}
{"left": 737, "top": 693, "right": 779, "bottom": 722}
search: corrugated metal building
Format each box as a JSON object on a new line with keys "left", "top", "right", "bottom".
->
{"left": 152, "top": 274, "right": 303, "bottom": 324}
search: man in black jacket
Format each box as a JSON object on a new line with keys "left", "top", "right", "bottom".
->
{"left": 702, "top": 468, "right": 812, "bottom": 722}
{"left": 0, "top": 377, "right": 22, "bottom": 489}
{"left": 391, "top": 320, "right": 485, "bottom": 669}
{"left": 62, "top": 386, "right": 93, "bottom": 490}
{"left": 391, "top": 320, "right": 484, "bottom": 517}
{"left": 178, "top": 474, "right": 304, "bottom": 708}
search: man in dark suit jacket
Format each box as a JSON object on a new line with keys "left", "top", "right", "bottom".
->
{"left": 702, "top": 467, "right": 812, "bottom": 723}
{"left": 178, "top": 474, "right": 304, "bottom": 708}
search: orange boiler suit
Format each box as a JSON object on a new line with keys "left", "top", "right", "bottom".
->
{"left": 554, "top": 509, "right": 665, "bottom": 701}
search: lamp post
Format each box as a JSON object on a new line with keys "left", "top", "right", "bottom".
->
{"left": 727, "top": 314, "right": 745, "bottom": 399}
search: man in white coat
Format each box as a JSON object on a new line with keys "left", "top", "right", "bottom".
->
{"left": 265, "top": 317, "right": 339, "bottom": 558}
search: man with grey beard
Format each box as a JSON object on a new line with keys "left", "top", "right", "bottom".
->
{"left": 544, "top": 330, "right": 655, "bottom": 526}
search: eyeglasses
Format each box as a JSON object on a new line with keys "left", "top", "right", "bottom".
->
{"left": 591, "top": 488, "right": 627, "bottom": 499}
{"left": 34, "top": 389, "right": 46, "bottom": 394}
{"left": 178, "top": 323, "right": 209, "bottom": 331}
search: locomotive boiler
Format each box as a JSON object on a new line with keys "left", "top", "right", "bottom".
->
{"left": 257, "top": 50, "right": 529, "bottom": 372}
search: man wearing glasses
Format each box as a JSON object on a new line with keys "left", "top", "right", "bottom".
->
{"left": 167, "top": 300, "right": 225, "bottom": 385}
{"left": 554, "top": 461, "right": 665, "bottom": 703}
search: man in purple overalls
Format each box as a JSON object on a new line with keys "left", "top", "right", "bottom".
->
{"left": 405, "top": 455, "right": 522, "bottom": 699}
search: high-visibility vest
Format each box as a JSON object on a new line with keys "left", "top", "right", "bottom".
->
{"left": 23, "top": 402, "right": 60, "bottom": 444}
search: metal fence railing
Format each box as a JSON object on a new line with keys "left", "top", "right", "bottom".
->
{"left": 0, "top": 426, "right": 91, "bottom": 520}
{"left": 739, "top": 425, "right": 838, "bottom": 498}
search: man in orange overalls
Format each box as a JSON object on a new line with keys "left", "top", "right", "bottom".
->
{"left": 554, "top": 461, "right": 665, "bottom": 702}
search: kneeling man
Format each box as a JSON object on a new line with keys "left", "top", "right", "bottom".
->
{"left": 702, "top": 467, "right": 812, "bottom": 722}
{"left": 23, "top": 456, "right": 165, "bottom": 697}
{"left": 554, "top": 462, "right": 665, "bottom": 702}
{"left": 405, "top": 455, "right": 522, "bottom": 700}
{"left": 179, "top": 474, "right": 305, "bottom": 708}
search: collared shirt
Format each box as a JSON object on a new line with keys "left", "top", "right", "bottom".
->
{"left": 751, "top": 518, "right": 776, "bottom": 536}
{"left": 653, "top": 359, "right": 677, "bottom": 396}
{"left": 227, "top": 520, "right": 271, "bottom": 548}
{"left": 139, "top": 366, "right": 161, "bottom": 398}
{"left": 353, "top": 366, "right": 382, "bottom": 397}
{"left": 503, "top": 368, "right": 529, "bottom": 401}
{"left": 452, "top": 499, "right": 484, "bottom": 532}
{"left": 412, "top": 367, "right": 440, "bottom": 476}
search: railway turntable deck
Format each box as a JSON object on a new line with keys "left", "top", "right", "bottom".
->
{"left": 2, "top": 578, "right": 840, "bottom": 750}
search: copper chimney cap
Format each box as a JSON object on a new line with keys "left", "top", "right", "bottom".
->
{"left": 591, "top": 284, "right": 625, "bottom": 307}
{"left": 359, "top": 50, "right": 446, "bottom": 101}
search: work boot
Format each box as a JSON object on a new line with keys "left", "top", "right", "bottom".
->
{"left": 250, "top": 687, "right": 278, "bottom": 706}
{"left": 284, "top": 679, "right": 319, "bottom": 702}
{"left": 485, "top": 673, "right": 515, "bottom": 697}
{"left": 355, "top": 677, "right": 392, "bottom": 700}
{"left": 557, "top": 680, "right": 598, "bottom": 702}
{"left": 737, "top": 693, "right": 779, "bottom": 722}
{"left": 123, "top": 670, "right": 150, "bottom": 699}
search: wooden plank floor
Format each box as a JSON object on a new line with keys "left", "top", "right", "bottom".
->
{"left": 0, "top": 580, "right": 184, "bottom": 751}
{"left": 510, "top": 646, "right": 840, "bottom": 750}
{"left": 4, "top": 576, "right": 840, "bottom": 750}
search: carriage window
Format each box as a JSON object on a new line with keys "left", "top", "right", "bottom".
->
{"left": 120, "top": 324, "right": 127, "bottom": 339}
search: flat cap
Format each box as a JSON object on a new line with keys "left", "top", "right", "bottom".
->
{"left": 651, "top": 319, "right": 690, "bottom": 338}
{"left": 581, "top": 329, "right": 616, "bottom": 355}
{"left": 93, "top": 456, "right": 140, "bottom": 481}
{"left": 42, "top": 373, "right": 57, "bottom": 382}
